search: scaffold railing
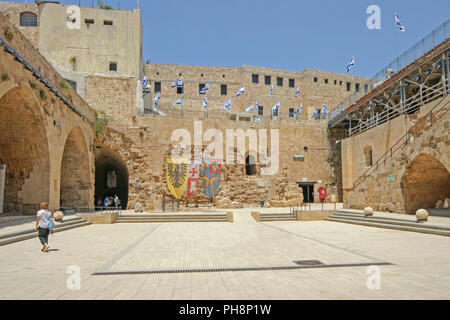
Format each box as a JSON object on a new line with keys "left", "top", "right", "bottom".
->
{"left": 331, "top": 19, "right": 449, "bottom": 119}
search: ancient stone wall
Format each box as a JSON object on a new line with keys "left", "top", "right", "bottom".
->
{"left": 343, "top": 95, "right": 450, "bottom": 213}
{"left": 0, "top": 2, "right": 39, "bottom": 47}
{"left": 98, "top": 116, "right": 336, "bottom": 210}
{"left": 0, "top": 12, "right": 96, "bottom": 214}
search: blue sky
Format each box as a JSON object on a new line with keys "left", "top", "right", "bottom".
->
{"left": 9, "top": 0, "right": 450, "bottom": 76}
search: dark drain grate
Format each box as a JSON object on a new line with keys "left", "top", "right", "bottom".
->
{"left": 293, "top": 260, "right": 325, "bottom": 266}
{"left": 92, "top": 262, "right": 392, "bottom": 276}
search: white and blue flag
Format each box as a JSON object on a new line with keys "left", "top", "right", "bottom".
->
{"left": 154, "top": 92, "right": 160, "bottom": 107}
{"left": 236, "top": 86, "right": 246, "bottom": 97}
{"left": 202, "top": 97, "right": 208, "bottom": 111}
{"left": 395, "top": 13, "right": 406, "bottom": 32}
{"left": 173, "top": 95, "right": 183, "bottom": 106}
{"left": 269, "top": 84, "right": 273, "bottom": 96}
{"left": 312, "top": 108, "right": 320, "bottom": 119}
{"left": 322, "top": 104, "right": 330, "bottom": 115}
{"left": 299, "top": 103, "right": 303, "bottom": 115}
{"left": 271, "top": 101, "right": 280, "bottom": 114}
{"left": 295, "top": 86, "right": 300, "bottom": 98}
{"left": 200, "top": 83, "right": 210, "bottom": 94}
{"left": 171, "top": 79, "right": 184, "bottom": 88}
{"left": 142, "top": 76, "right": 148, "bottom": 88}
{"left": 346, "top": 57, "right": 355, "bottom": 73}
{"left": 245, "top": 104, "right": 254, "bottom": 113}
{"left": 222, "top": 99, "right": 231, "bottom": 111}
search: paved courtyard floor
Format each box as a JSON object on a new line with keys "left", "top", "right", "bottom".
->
{"left": 0, "top": 208, "right": 449, "bottom": 300}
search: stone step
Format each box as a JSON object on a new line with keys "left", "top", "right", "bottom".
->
{"left": 331, "top": 214, "right": 450, "bottom": 231}
{"left": 116, "top": 218, "right": 228, "bottom": 223}
{"left": 119, "top": 214, "right": 227, "bottom": 219}
{"left": 0, "top": 217, "right": 84, "bottom": 240}
{"left": 326, "top": 217, "right": 450, "bottom": 237}
{"left": 260, "top": 217, "right": 297, "bottom": 221}
{"left": 0, "top": 220, "right": 91, "bottom": 246}
{"left": 334, "top": 212, "right": 423, "bottom": 224}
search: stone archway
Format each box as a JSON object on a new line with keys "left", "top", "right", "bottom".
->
{"left": 0, "top": 86, "right": 50, "bottom": 214}
{"left": 60, "top": 126, "right": 91, "bottom": 209}
{"left": 401, "top": 154, "right": 450, "bottom": 214}
{"left": 95, "top": 146, "right": 129, "bottom": 209}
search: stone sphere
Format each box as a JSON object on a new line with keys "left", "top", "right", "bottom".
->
{"left": 416, "top": 209, "right": 429, "bottom": 221}
{"left": 364, "top": 207, "right": 374, "bottom": 216}
{"left": 53, "top": 211, "right": 64, "bottom": 221}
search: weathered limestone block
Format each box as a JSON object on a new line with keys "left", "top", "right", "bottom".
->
{"left": 416, "top": 209, "right": 429, "bottom": 222}
{"left": 134, "top": 202, "right": 144, "bottom": 213}
{"left": 385, "top": 202, "right": 396, "bottom": 212}
{"left": 53, "top": 211, "right": 64, "bottom": 222}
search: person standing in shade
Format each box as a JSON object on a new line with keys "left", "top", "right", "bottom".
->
{"left": 114, "top": 195, "right": 119, "bottom": 208}
{"left": 36, "top": 202, "right": 52, "bottom": 252}
{"left": 104, "top": 197, "right": 109, "bottom": 208}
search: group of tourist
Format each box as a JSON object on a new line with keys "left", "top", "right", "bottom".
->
{"left": 97, "top": 195, "right": 121, "bottom": 209}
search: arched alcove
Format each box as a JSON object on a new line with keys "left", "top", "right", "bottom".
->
{"left": 95, "top": 146, "right": 129, "bottom": 209}
{"left": 60, "top": 126, "right": 91, "bottom": 209}
{"left": 0, "top": 86, "right": 50, "bottom": 214}
{"left": 401, "top": 154, "right": 450, "bottom": 214}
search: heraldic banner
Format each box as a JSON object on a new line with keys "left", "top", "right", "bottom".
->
{"left": 165, "top": 157, "right": 189, "bottom": 199}
{"left": 186, "top": 159, "right": 201, "bottom": 198}
{"left": 201, "top": 158, "right": 222, "bottom": 199}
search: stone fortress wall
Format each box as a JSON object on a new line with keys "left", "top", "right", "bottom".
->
{"left": 3, "top": 1, "right": 433, "bottom": 213}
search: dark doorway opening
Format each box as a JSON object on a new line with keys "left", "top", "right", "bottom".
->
{"left": 297, "top": 182, "right": 316, "bottom": 203}
{"left": 95, "top": 146, "right": 129, "bottom": 209}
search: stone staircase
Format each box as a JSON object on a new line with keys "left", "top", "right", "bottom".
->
{"left": 259, "top": 213, "right": 297, "bottom": 222}
{"left": 0, "top": 216, "right": 91, "bottom": 246}
{"left": 116, "top": 213, "right": 231, "bottom": 223}
{"left": 327, "top": 209, "right": 450, "bottom": 237}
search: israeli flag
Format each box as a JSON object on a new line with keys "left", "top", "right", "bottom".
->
{"left": 173, "top": 95, "right": 183, "bottom": 106}
{"left": 202, "top": 97, "right": 208, "bottom": 111}
{"left": 142, "top": 76, "right": 148, "bottom": 88}
{"left": 222, "top": 99, "right": 231, "bottom": 111}
{"left": 171, "top": 79, "right": 184, "bottom": 88}
{"left": 395, "top": 13, "right": 406, "bottom": 32}
{"left": 322, "top": 104, "right": 330, "bottom": 115}
{"left": 245, "top": 104, "right": 254, "bottom": 113}
{"left": 154, "top": 93, "right": 160, "bottom": 107}
{"left": 271, "top": 101, "right": 280, "bottom": 114}
{"left": 295, "top": 87, "right": 300, "bottom": 98}
{"left": 236, "top": 86, "right": 246, "bottom": 97}
{"left": 312, "top": 108, "right": 320, "bottom": 119}
{"left": 299, "top": 103, "right": 303, "bottom": 115}
{"left": 200, "top": 83, "right": 210, "bottom": 94}
{"left": 269, "top": 84, "right": 273, "bottom": 96}
{"left": 346, "top": 57, "right": 355, "bottom": 73}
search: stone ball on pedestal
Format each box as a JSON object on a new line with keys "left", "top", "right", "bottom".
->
{"left": 364, "top": 207, "right": 374, "bottom": 216}
{"left": 416, "top": 209, "right": 429, "bottom": 222}
{"left": 53, "top": 211, "right": 64, "bottom": 222}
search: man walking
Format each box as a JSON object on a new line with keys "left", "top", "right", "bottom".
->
{"left": 36, "top": 202, "right": 52, "bottom": 252}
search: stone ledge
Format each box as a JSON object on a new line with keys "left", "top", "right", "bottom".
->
{"left": 77, "top": 212, "right": 118, "bottom": 224}
{"left": 296, "top": 210, "right": 336, "bottom": 221}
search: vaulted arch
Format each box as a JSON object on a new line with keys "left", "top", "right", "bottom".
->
{"left": 401, "top": 154, "right": 450, "bottom": 214}
{"left": 0, "top": 86, "right": 50, "bottom": 214}
{"left": 60, "top": 126, "right": 91, "bottom": 209}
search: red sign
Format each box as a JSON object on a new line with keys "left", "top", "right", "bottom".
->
{"left": 318, "top": 187, "right": 327, "bottom": 200}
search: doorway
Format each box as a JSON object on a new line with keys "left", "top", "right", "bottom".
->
{"left": 297, "top": 182, "right": 316, "bottom": 203}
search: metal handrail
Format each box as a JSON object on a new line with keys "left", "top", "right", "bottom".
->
{"left": 353, "top": 96, "right": 450, "bottom": 189}
{"left": 334, "top": 20, "right": 449, "bottom": 116}
{"left": 76, "top": 206, "right": 122, "bottom": 214}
